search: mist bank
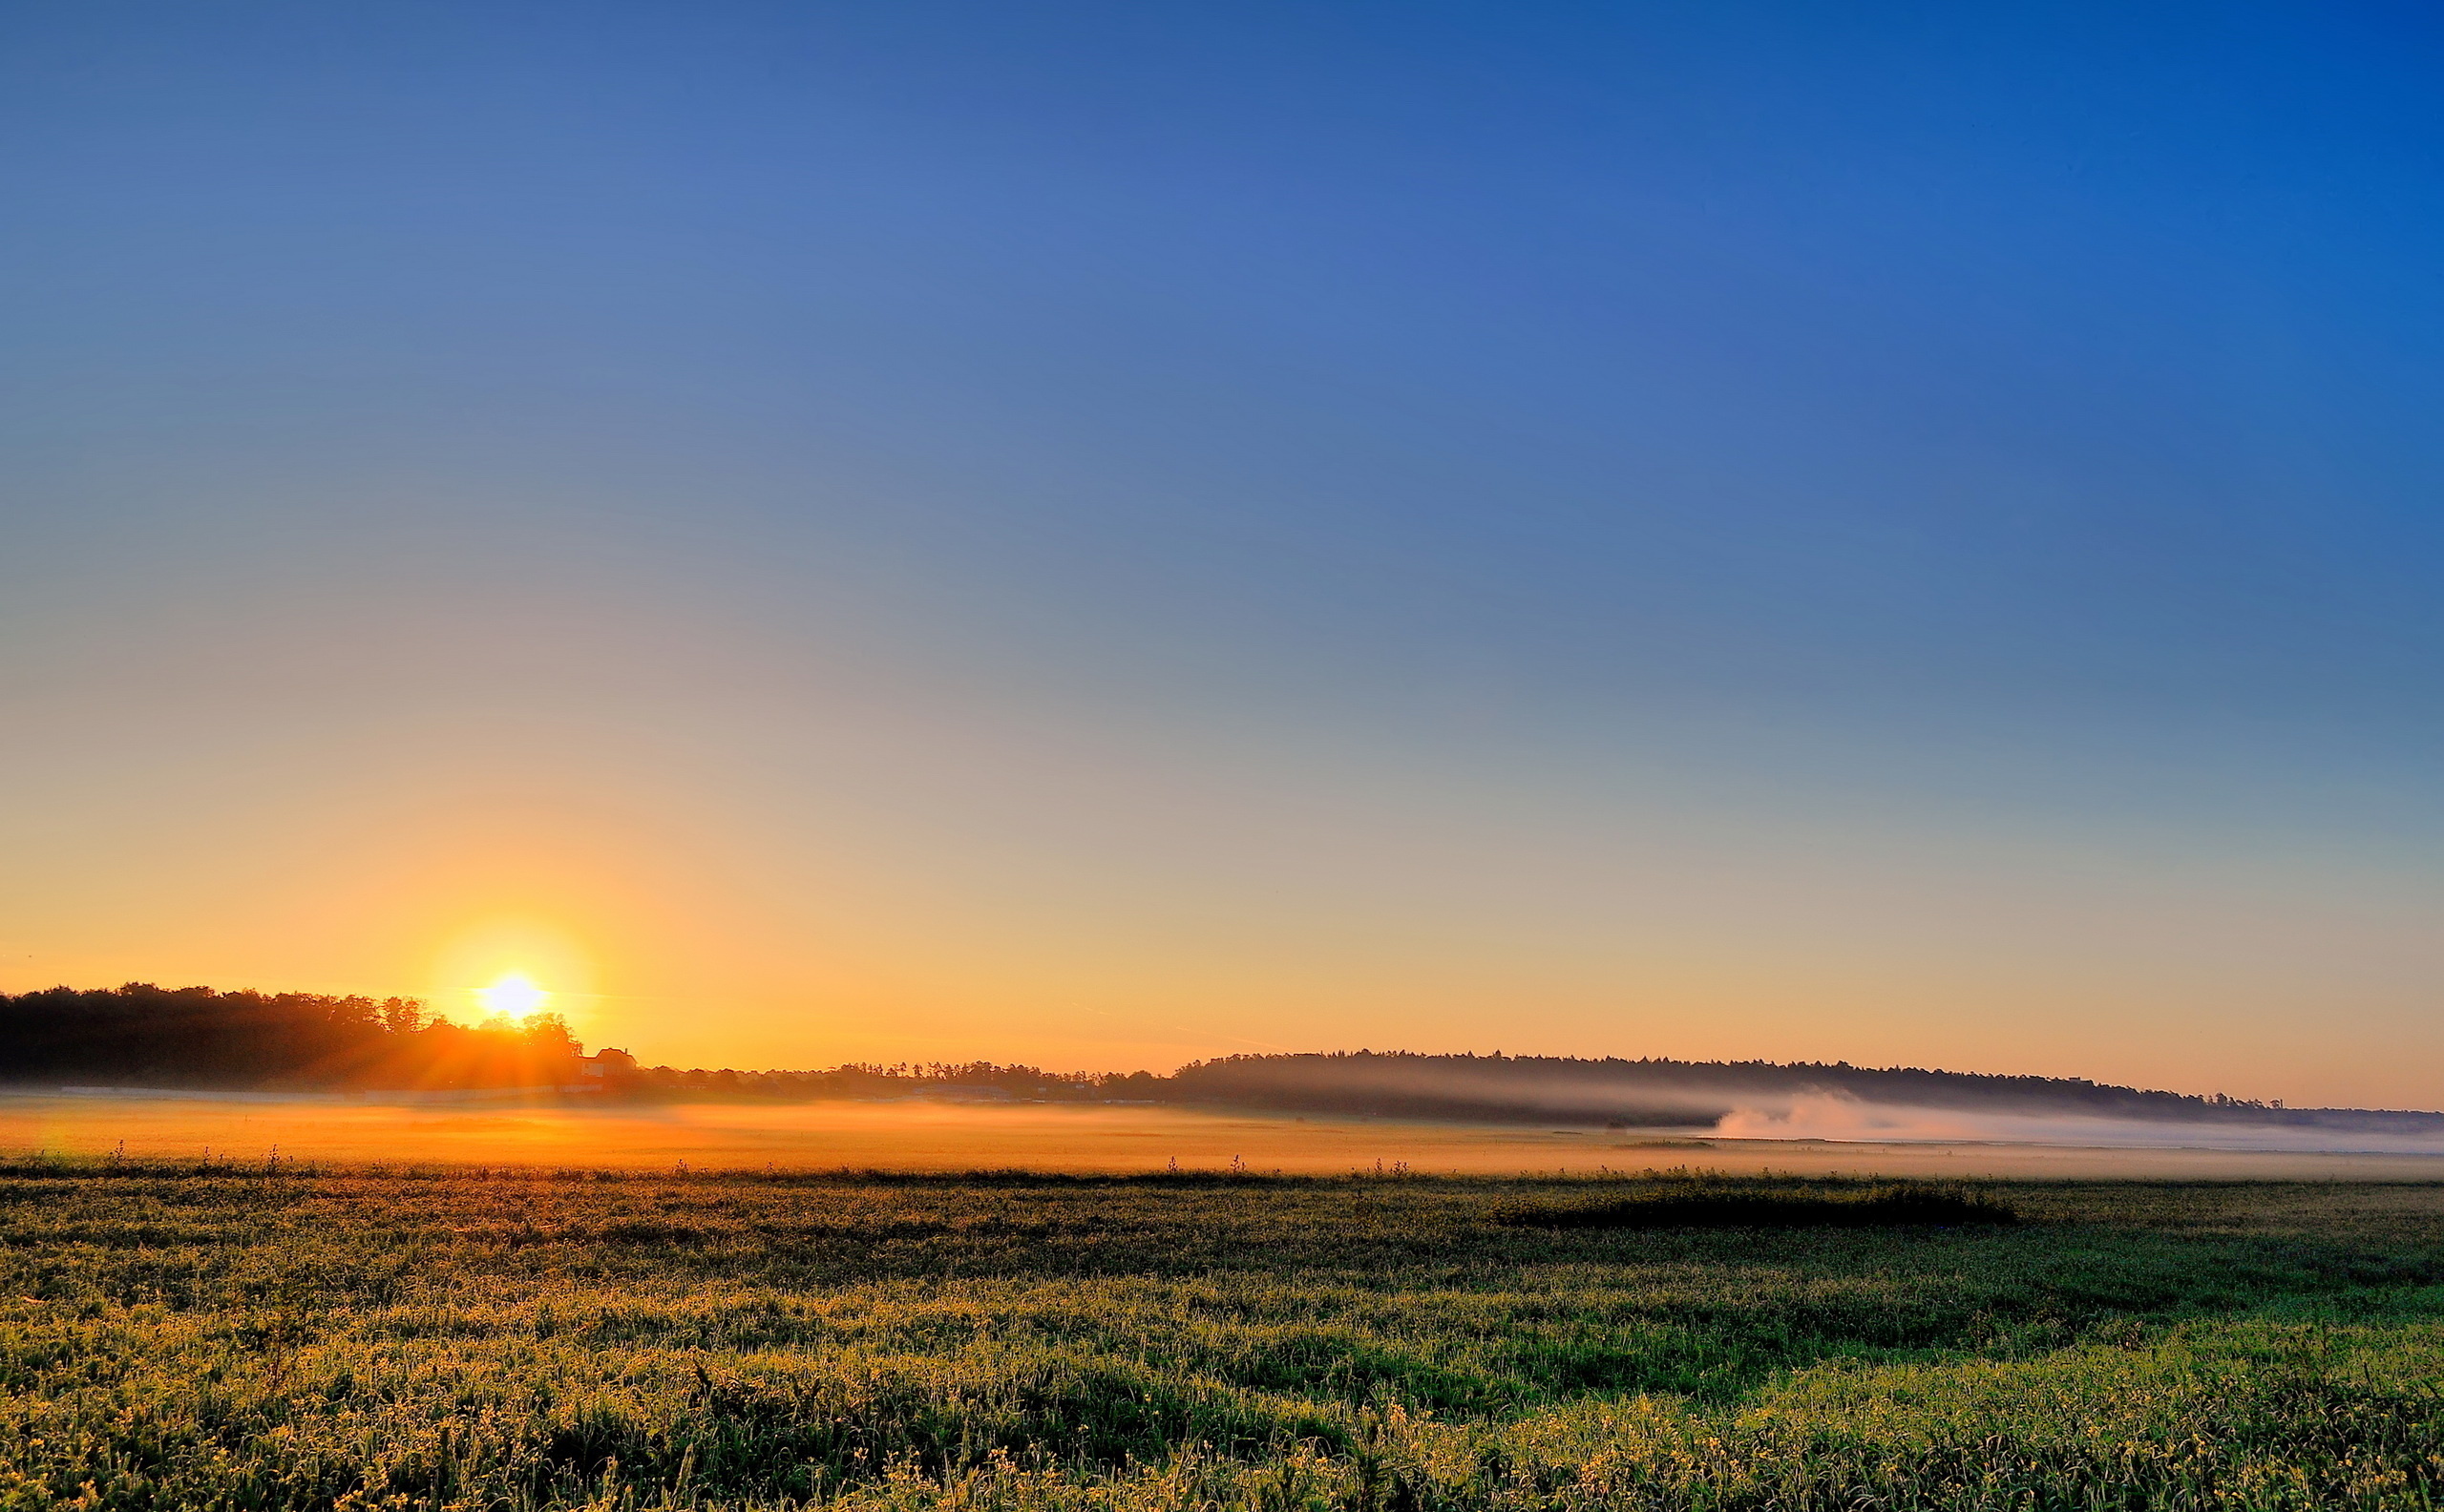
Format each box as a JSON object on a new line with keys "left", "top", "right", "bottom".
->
{"left": 1165, "top": 1052, "right": 2444, "bottom": 1137}
{"left": 1717, "top": 1094, "right": 2444, "bottom": 1154}
{"left": 8, "top": 988, "right": 2436, "bottom": 1145}
{"left": 11, "top": 1094, "right": 2444, "bottom": 1177}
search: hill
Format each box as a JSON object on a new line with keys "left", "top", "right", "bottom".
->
{"left": 1165, "top": 1050, "right": 2444, "bottom": 1133}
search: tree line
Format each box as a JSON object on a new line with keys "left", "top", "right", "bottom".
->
{"left": 1, "top": 985, "right": 2429, "bottom": 1128}
{"left": 1163, "top": 1050, "right": 2444, "bottom": 1131}
{"left": 0, "top": 984, "right": 1161, "bottom": 1099}
{"left": 0, "top": 983, "right": 585, "bottom": 1091}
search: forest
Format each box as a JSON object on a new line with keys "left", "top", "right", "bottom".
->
{"left": 0, "top": 984, "right": 1157, "bottom": 1101}
{"left": 2, "top": 984, "right": 2433, "bottom": 1131}
{"left": 1163, "top": 1050, "right": 2444, "bottom": 1132}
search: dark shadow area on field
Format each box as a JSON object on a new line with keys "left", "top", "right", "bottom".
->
{"left": 1492, "top": 1184, "right": 2019, "bottom": 1230}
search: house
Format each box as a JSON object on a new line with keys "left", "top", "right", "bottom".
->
{"left": 570, "top": 1046, "right": 638, "bottom": 1090}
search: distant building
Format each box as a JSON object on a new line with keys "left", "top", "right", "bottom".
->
{"left": 570, "top": 1046, "right": 637, "bottom": 1091}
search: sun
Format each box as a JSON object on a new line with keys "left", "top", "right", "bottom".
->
{"left": 473, "top": 973, "right": 550, "bottom": 1019}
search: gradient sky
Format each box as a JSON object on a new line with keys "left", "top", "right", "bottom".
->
{"left": 5, "top": 2, "right": 2442, "bottom": 1104}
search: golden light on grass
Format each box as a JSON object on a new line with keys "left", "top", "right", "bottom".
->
{"left": 473, "top": 973, "right": 549, "bottom": 1020}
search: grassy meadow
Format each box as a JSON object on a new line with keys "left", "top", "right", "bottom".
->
{"left": 3, "top": 1165, "right": 2444, "bottom": 1509}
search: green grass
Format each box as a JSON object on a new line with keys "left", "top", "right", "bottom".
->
{"left": 1, "top": 1162, "right": 2441, "bottom": 1508}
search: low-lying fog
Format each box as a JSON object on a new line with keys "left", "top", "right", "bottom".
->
{"left": 4, "top": 1091, "right": 2442, "bottom": 1178}
{"left": 1716, "top": 1093, "right": 2444, "bottom": 1154}
{"left": 1171, "top": 1057, "right": 2444, "bottom": 1154}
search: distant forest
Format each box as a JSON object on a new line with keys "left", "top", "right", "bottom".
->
{"left": 2, "top": 984, "right": 2434, "bottom": 1131}
{"left": 1165, "top": 1051, "right": 2444, "bottom": 1134}
{"left": 0, "top": 985, "right": 1160, "bottom": 1101}
{"left": 0, "top": 984, "right": 590, "bottom": 1094}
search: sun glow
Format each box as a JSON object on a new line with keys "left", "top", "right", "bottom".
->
{"left": 474, "top": 973, "right": 550, "bottom": 1020}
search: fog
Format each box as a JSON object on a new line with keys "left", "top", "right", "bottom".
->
{"left": 7, "top": 1090, "right": 2444, "bottom": 1179}
{"left": 1175, "top": 1054, "right": 2444, "bottom": 1151}
{"left": 1715, "top": 1093, "right": 2444, "bottom": 1155}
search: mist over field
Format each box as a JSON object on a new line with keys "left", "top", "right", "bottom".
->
{"left": 10, "top": 1087, "right": 2444, "bottom": 1180}
{"left": 9, "top": 987, "right": 2442, "bottom": 1172}
{"left": 1712, "top": 1093, "right": 2444, "bottom": 1155}
{"left": 1163, "top": 1051, "right": 2444, "bottom": 1144}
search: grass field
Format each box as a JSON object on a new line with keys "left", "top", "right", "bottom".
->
{"left": 4, "top": 1164, "right": 2444, "bottom": 1509}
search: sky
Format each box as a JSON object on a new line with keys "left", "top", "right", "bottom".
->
{"left": 4, "top": 2, "right": 2442, "bottom": 1105}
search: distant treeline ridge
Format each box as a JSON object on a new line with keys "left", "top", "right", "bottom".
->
{"left": 1, "top": 984, "right": 2433, "bottom": 1131}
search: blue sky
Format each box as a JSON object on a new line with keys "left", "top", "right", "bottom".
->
{"left": 4, "top": 2, "right": 2441, "bottom": 1098}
